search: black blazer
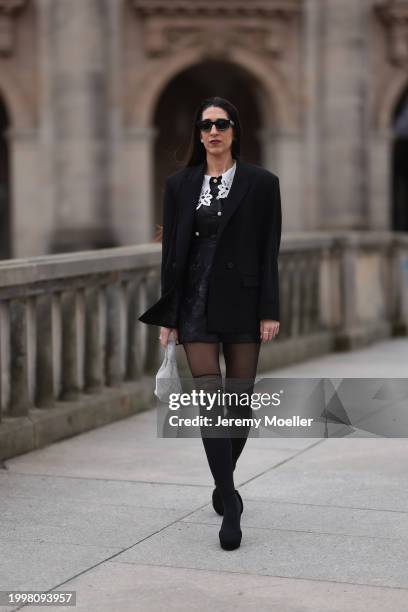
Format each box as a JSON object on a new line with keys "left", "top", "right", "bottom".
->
{"left": 138, "top": 157, "right": 282, "bottom": 333}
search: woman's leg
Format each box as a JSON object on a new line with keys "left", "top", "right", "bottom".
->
{"left": 222, "top": 342, "right": 261, "bottom": 471}
{"left": 182, "top": 342, "right": 235, "bottom": 498}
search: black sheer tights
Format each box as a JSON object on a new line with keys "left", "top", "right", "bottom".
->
{"left": 182, "top": 342, "right": 260, "bottom": 499}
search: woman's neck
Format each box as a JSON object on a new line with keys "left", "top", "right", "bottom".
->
{"left": 205, "top": 154, "right": 235, "bottom": 177}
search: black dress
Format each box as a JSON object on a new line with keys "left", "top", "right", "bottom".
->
{"left": 177, "top": 171, "right": 260, "bottom": 344}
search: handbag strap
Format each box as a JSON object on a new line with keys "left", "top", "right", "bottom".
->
{"left": 167, "top": 338, "right": 176, "bottom": 359}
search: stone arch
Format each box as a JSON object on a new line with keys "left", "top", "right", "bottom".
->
{"left": 0, "top": 65, "right": 35, "bottom": 131}
{"left": 128, "top": 48, "right": 297, "bottom": 133}
{"left": 376, "top": 72, "right": 408, "bottom": 133}
{"left": 391, "top": 83, "right": 408, "bottom": 231}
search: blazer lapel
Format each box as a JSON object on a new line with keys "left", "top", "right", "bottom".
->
{"left": 175, "top": 161, "right": 205, "bottom": 266}
{"left": 217, "top": 157, "right": 250, "bottom": 239}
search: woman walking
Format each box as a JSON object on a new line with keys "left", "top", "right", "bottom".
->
{"left": 139, "top": 97, "right": 282, "bottom": 550}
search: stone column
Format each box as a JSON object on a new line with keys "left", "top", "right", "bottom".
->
{"left": 260, "top": 127, "right": 303, "bottom": 231}
{"left": 8, "top": 128, "right": 47, "bottom": 258}
{"left": 104, "top": 0, "right": 152, "bottom": 246}
{"left": 37, "top": 0, "right": 58, "bottom": 257}
{"left": 369, "top": 128, "right": 393, "bottom": 230}
{"left": 319, "top": 0, "right": 370, "bottom": 230}
{"left": 301, "top": 0, "right": 323, "bottom": 230}
{"left": 48, "top": 0, "right": 117, "bottom": 252}
{"left": 117, "top": 126, "right": 157, "bottom": 245}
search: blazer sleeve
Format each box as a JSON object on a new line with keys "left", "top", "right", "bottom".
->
{"left": 160, "top": 177, "right": 177, "bottom": 295}
{"left": 258, "top": 175, "right": 282, "bottom": 322}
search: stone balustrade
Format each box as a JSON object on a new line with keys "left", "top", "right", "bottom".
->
{"left": 1, "top": 232, "right": 407, "bottom": 460}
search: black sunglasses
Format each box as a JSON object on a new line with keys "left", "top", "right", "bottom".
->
{"left": 197, "top": 118, "right": 235, "bottom": 132}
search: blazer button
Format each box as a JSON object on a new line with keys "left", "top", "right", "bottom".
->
{"left": 195, "top": 231, "right": 200, "bottom": 236}
{"left": 226, "top": 261, "right": 234, "bottom": 269}
{"left": 171, "top": 262, "right": 176, "bottom": 268}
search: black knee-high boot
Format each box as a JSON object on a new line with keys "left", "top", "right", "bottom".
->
{"left": 195, "top": 374, "right": 235, "bottom": 499}
{"left": 195, "top": 374, "right": 244, "bottom": 548}
{"left": 212, "top": 377, "right": 253, "bottom": 516}
{"left": 197, "top": 375, "right": 242, "bottom": 547}
{"left": 227, "top": 376, "right": 255, "bottom": 469}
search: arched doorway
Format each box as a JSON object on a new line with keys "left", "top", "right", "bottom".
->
{"left": 152, "top": 60, "right": 262, "bottom": 231}
{"left": 0, "top": 96, "right": 10, "bottom": 259}
{"left": 392, "top": 86, "right": 408, "bottom": 231}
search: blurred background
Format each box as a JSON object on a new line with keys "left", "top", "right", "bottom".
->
{"left": 0, "top": 0, "right": 407, "bottom": 260}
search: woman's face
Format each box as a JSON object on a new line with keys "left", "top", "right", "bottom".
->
{"left": 200, "top": 106, "right": 234, "bottom": 157}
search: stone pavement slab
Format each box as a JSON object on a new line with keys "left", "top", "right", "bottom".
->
{"left": 238, "top": 439, "right": 408, "bottom": 511}
{"left": 114, "top": 520, "right": 408, "bottom": 588}
{"left": 263, "top": 337, "right": 408, "bottom": 378}
{"left": 0, "top": 539, "right": 120, "bottom": 594}
{"left": 183, "top": 498, "right": 408, "bottom": 540}
{"left": 30, "top": 563, "right": 408, "bottom": 612}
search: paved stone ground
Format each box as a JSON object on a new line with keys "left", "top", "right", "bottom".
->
{"left": 1, "top": 337, "right": 408, "bottom": 611}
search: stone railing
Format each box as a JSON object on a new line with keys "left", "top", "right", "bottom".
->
{"left": 1, "top": 232, "right": 407, "bottom": 460}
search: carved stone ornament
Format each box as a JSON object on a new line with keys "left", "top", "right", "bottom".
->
{"left": 0, "top": 0, "right": 27, "bottom": 56}
{"left": 131, "top": 0, "right": 301, "bottom": 58}
{"left": 375, "top": 0, "right": 408, "bottom": 66}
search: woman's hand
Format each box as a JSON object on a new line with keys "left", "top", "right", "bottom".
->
{"left": 260, "top": 319, "right": 279, "bottom": 343}
{"left": 159, "top": 326, "right": 179, "bottom": 348}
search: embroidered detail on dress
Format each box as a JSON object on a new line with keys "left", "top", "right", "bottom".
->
{"left": 196, "top": 170, "right": 235, "bottom": 210}
{"left": 196, "top": 187, "right": 213, "bottom": 209}
{"left": 217, "top": 177, "right": 231, "bottom": 199}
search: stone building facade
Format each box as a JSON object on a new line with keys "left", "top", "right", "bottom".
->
{"left": 0, "top": 0, "right": 407, "bottom": 259}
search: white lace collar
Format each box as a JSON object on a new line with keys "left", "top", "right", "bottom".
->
{"left": 196, "top": 161, "right": 237, "bottom": 210}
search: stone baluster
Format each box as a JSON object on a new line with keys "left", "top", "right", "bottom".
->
{"left": 306, "top": 252, "right": 319, "bottom": 333}
{"left": 301, "top": 255, "right": 312, "bottom": 335}
{"left": 279, "top": 257, "right": 290, "bottom": 339}
{"left": 105, "top": 281, "right": 127, "bottom": 386}
{"left": 311, "top": 253, "right": 321, "bottom": 332}
{"left": 337, "top": 239, "right": 358, "bottom": 350}
{"left": 290, "top": 255, "right": 301, "bottom": 338}
{"left": 9, "top": 298, "right": 34, "bottom": 415}
{"left": 143, "top": 275, "right": 162, "bottom": 374}
{"left": 85, "top": 285, "right": 106, "bottom": 392}
{"left": 36, "top": 293, "right": 61, "bottom": 407}
{"left": 61, "top": 289, "right": 85, "bottom": 400}
{"left": 126, "top": 276, "right": 144, "bottom": 380}
{"left": 299, "top": 256, "right": 309, "bottom": 335}
{"left": 0, "top": 300, "right": 10, "bottom": 419}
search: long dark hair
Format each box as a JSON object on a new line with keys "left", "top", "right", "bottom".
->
{"left": 154, "top": 97, "right": 242, "bottom": 242}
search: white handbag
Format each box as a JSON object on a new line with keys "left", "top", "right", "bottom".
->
{"left": 154, "top": 338, "right": 183, "bottom": 402}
